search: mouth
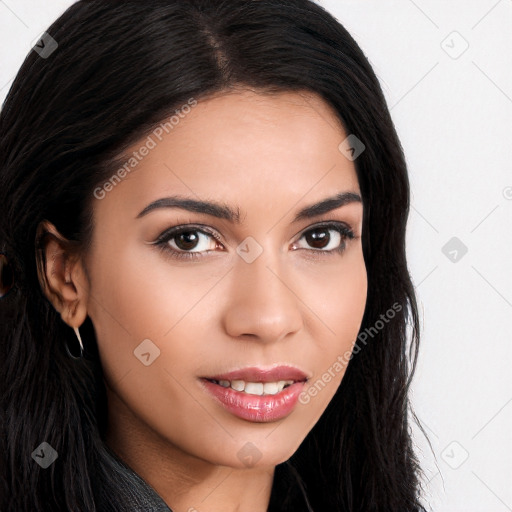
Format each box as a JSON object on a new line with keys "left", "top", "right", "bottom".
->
{"left": 199, "top": 365, "right": 310, "bottom": 422}
{"left": 204, "top": 378, "right": 302, "bottom": 396}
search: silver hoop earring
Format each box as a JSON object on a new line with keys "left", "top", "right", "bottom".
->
{"left": 65, "top": 325, "right": 84, "bottom": 359}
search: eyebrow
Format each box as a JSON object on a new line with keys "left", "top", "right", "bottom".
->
{"left": 135, "top": 191, "right": 362, "bottom": 223}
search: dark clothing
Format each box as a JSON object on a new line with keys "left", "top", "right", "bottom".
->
{"left": 94, "top": 444, "right": 313, "bottom": 511}
{"left": 95, "top": 444, "right": 172, "bottom": 511}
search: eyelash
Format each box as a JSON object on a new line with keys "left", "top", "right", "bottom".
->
{"left": 152, "top": 222, "right": 356, "bottom": 261}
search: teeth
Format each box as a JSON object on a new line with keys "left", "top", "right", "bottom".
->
{"left": 211, "top": 379, "right": 295, "bottom": 395}
{"left": 231, "top": 380, "right": 245, "bottom": 391}
{"left": 244, "top": 382, "right": 264, "bottom": 395}
{"left": 263, "top": 382, "right": 279, "bottom": 395}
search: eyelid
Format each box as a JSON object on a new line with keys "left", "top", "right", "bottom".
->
{"left": 152, "top": 224, "right": 224, "bottom": 245}
{"left": 294, "top": 219, "right": 355, "bottom": 239}
{"left": 152, "top": 220, "right": 356, "bottom": 245}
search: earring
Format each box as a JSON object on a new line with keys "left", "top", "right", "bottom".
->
{"left": 65, "top": 325, "right": 84, "bottom": 359}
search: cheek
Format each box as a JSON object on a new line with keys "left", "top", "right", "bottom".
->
{"left": 298, "top": 252, "right": 367, "bottom": 402}
{"left": 85, "top": 241, "right": 221, "bottom": 390}
{"left": 305, "top": 250, "right": 367, "bottom": 346}
{"left": 84, "top": 243, "right": 170, "bottom": 382}
{"left": 87, "top": 241, "right": 184, "bottom": 341}
{"left": 328, "top": 267, "right": 367, "bottom": 330}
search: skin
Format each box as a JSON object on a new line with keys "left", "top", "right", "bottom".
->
{"left": 39, "top": 89, "right": 367, "bottom": 512}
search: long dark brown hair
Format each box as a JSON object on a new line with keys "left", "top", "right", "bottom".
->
{"left": 0, "top": 0, "right": 429, "bottom": 510}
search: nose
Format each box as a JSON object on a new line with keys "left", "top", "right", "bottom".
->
{"left": 222, "top": 247, "right": 304, "bottom": 344}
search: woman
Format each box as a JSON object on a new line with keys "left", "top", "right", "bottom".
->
{"left": 0, "top": 0, "right": 428, "bottom": 510}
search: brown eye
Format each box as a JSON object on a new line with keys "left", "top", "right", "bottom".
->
{"left": 174, "top": 231, "right": 201, "bottom": 251}
{"left": 304, "top": 227, "right": 331, "bottom": 249}
{"left": 292, "top": 222, "right": 355, "bottom": 256}
{"left": 154, "top": 224, "right": 223, "bottom": 261}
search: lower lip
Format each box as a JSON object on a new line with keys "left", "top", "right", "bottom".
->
{"left": 200, "top": 379, "right": 306, "bottom": 422}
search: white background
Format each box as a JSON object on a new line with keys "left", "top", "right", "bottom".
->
{"left": 1, "top": 1, "right": 511, "bottom": 510}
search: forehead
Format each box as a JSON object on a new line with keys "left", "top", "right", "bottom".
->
{"left": 93, "top": 89, "right": 360, "bottom": 220}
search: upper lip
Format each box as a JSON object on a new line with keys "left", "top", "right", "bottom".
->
{"left": 203, "top": 365, "right": 310, "bottom": 383}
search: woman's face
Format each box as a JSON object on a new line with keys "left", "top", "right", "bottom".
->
{"left": 83, "top": 89, "right": 367, "bottom": 469}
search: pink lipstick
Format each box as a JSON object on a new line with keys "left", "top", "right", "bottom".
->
{"left": 200, "top": 365, "right": 309, "bottom": 422}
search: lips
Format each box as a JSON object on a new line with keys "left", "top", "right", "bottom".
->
{"left": 204, "top": 365, "right": 309, "bottom": 383}
{"left": 199, "top": 365, "right": 310, "bottom": 422}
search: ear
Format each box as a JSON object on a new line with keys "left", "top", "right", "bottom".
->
{"left": 35, "top": 220, "right": 89, "bottom": 329}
